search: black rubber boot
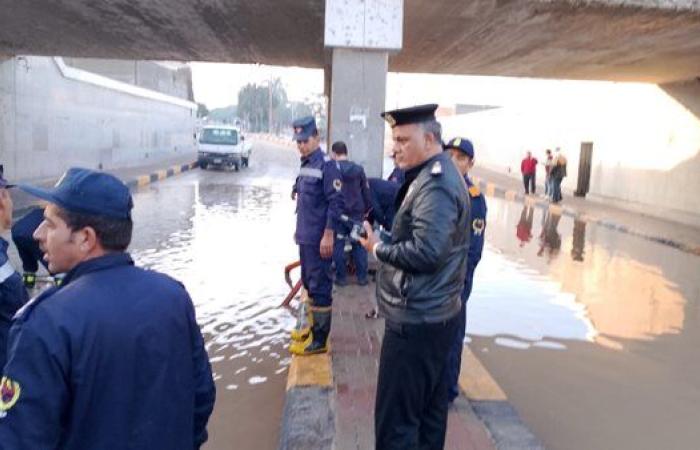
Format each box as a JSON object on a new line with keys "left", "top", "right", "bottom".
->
{"left": 289, "top": 307, "right": 332, "bottom": 356}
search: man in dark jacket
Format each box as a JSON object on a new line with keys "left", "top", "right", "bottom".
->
{"left": 0, "top": 168, "right": 216, "bottom": 449}
{"left": 0, "top": 173, "right": 28, "bottom": 369}
{"left": 360, "top": 104, "right": 470, "bottom": 449}
{"left": 330, "top": 141, "right": 372, "bottom": 286}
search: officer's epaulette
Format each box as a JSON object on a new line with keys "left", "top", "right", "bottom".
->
{"left": 469, "top": 185, "right": 481, "bottom": 197}
{"left": 430, "top": 161, "right": 443, "bottom": 176}
{"left": 13, "top": 287, "right": 59, "bottom": 321}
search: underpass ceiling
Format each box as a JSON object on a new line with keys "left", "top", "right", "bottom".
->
{"left": 1, "top": 0, "right": 699, "bottom": 82}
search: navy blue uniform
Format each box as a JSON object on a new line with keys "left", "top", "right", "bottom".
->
{"left": 0, "top": 253, "right": 216, "bottom": 449}
{"left": 446, "top": 176, "right": 487, "bottom": 402}
{"left": 387, "top": 166, "right": 404, "bottom": 184}
{"left": 295, "top": 148, "right": 344, "bottom": 307}
{"left": 333, "top": 160, "right": 371, "bottom": 284}
{"left": 11, "top": 208, "right": 47, "bottom": 273}
{"left": 0, "top": 238, "right": 28, "bottom": 369}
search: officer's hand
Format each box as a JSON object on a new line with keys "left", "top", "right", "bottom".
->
{"left": 320, "top": 229, "right": 334, "bottom": 259}
{"left": 359, "top": 221, "right": 379, "bottom": 253}
{"left": 291, "top": 191, "right": 297, "bottom": 201}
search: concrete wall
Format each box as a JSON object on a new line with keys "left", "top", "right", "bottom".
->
{"left": 440, "top": 80, "right": 700, "bottom": 227}
{"left": 0, "top": 56, "right": 196, "bottom": 181}
{"left": 63, "top": 58, "right": 193, "bottom": 100}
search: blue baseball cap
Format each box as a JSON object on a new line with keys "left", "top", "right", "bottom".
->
{"left": 444, "top": 137, "right": 474, "bottom": 159}
{"left": 19, "top": 168, "right": 133, "bottom": 219}
{"left": 292, "top": 116, "right": 317, "bottom": 141}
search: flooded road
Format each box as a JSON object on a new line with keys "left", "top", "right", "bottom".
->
{"left": 468, "top": 197, "right": 700, "bottom": 450}
{"left": 128, "top": 141, "right": 300, "bottom": 450}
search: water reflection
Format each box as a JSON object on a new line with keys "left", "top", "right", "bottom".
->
{"left": 129, "top": 177, "right": 297, "bottom": 391}
{"left": 515, "top": 205, "right": 534, "bottom": 246}
{"left": 537, "top": 210, "right": 561, "bottom": 261}
{"left": 470, "top": 196, "right": 696, "bottom": 349}
{"left": 571, "top": 219, "right": 586, "bottom": 262}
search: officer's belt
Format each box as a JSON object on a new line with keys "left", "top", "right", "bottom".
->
{"left": 0, "top": 260, "right": 16, "bottom": 284}
{"left": 299, "top": 167, "right": 323, "bottom": 179}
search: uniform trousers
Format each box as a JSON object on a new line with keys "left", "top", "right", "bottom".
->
{"left": 375, "top": 314, "right": 459, "bottom": 450}
{"left": 446, "top": 268, "right": 475, "bottom": 402}
{"left": 299, "top": 243, "right": 333, "bottom": 307}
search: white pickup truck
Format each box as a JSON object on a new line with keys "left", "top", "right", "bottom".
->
{"left": 197, "top": 125, "right": 252, "bottom": 171}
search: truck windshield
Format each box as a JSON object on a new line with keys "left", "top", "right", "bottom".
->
{"left": 199, "top": 128, "right": 238, "bottom": 145}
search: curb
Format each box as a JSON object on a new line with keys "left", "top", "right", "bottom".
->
{"left": 472, "top": 175, "right": 700, "bottom": 257}
{"left": 278, "top": 292, "right": 335, "bottom": 450}
{"left": 124, "top": 161, "right": 199, "bottom": 189}
{"left": 12, "top": 161, "right": 199, "bottom": 220}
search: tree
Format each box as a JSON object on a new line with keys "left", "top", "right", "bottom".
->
{"left": 196, "top": 103, "right": 209, "bottom": 118}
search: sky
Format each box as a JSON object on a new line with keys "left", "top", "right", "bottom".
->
{"left": 190, "top": 61, "right": 650, "bottom": 112}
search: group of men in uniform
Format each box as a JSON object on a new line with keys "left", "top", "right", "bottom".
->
{"left": 289, "top": 104, "right": 487, "bottom": 448}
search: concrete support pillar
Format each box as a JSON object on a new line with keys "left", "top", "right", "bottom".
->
{"left": 327, "top": 49, "right": 388, "bottom": 177}
{"left": 324, "top": 0, "right": 403, "bottom": 178}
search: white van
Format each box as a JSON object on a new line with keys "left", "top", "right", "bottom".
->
{"left": 197, "top": 125, "right": 252, "bottom": 171}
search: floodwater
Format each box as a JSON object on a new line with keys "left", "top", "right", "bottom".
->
{"left": 16, "top": 137, "right": 697, "bottom": 450}
{"left": 467, "top": 197, "right": 700, "bottom": 450}
{"left": 128, "top": 143, "right": 301, "bottom": 450}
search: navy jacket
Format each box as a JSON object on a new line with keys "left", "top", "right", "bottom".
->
{"left": 0, "top": 253, "right": 216, "bottom": 450}
{"left": 0, "top": 238, "right": 28, "bottom": 369}
{"left": 337, "top": 160, "right": 371, "bottom": 220}
{"left": 466, "top": 177, "right": 487, "bottom": 271}
{"left": 294, "top": 148, "right": 344, "bottom": 245}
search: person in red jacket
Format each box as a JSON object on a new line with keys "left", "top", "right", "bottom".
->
{"left": 521, "top": 151, "right": 538, "bottom": 195}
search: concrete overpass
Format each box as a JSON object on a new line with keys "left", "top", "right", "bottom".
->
{"left": 1, "top": 0, "right": 700, "bottom": 83}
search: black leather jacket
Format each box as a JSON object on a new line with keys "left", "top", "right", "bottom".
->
{"left": 375, "top": 151, "right": 471, "bottom": 324}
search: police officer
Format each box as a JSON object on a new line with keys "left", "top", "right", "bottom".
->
{"left": 0, "top": 173, "right": 28, "bottom": 369}
{"left": 444, "top": 137, "right": 487, "bottom": 404}
{"left": 0, "top": 168, "right": 216, "bottom": 449}
{"left": 330, "top": 141, "right": 372, "bottom": 286}
{"left": 360, "top": 105, "right": 470, "bottom": 449}
{"left": 289, "top": 117, "right": 344, "bottom": 356}
{"left": 11, "top": 207, "right": 47, "bottom": 288}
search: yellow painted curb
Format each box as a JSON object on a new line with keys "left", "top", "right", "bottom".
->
{"left": 459, "top": 346, "right": 507, "bottom": 401}
{"left": 156, "top": 169, "right": 168, "bottom": 180}
{"left": 172, "top": 165, "right": 182, "bottom": 175}
{"left": 286, "top": 353, "right": 332, "bottom": 389}
{"left": 137, "top": 175, "right": 150, "bottom": 187}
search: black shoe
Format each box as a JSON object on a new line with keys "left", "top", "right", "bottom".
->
{"left": 357, "top": 278, "right": 369, "bottom": 286}
{"left": 334, "top": 278, "right": 348, "bottom": 287}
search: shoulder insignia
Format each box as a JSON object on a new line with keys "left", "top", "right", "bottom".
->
{"left": 0, "top": 377, "right": 21, "bottom": 415}
{"left": 431, "top": 161, "right": 442, "bottom": 176}
{"left": 333, "top": 179, "right": 342, "bottom": 191}
{"left": 469, "top": 185, "right": 481, "bottom": 197}
{"left": 472, "top": 218, "right": 486, "bottom": 236}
